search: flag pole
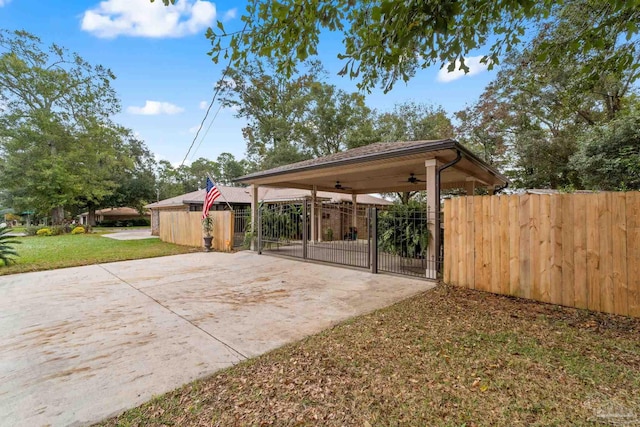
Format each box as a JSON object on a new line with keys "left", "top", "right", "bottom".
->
{"left": 207, "top": 173, "right": 233, "bottom": 211}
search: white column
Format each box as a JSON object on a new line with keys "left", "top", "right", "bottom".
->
{"left": 311, "top": 186, "right": 317, "bottom": 243}
{"left": 250, "top": 184, "right": 259, "bottom": 251}
{"left": 425, "top": 159, "right": 438, "bottom": 279}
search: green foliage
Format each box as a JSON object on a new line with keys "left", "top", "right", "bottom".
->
{"left": 153, "top": 0, "right": 638, "bottom": 92}
{"left": 455, "top": 0, "right": 640, "bottom": 189}
{"left": 0, "top": 225, "right": 20, "bottom": 265}
{"left": 36, "top": 228, "right": 52, "bottom": 237}
{"left": 202, "top": 216, "right": 214, "bottom": 238}
{"left": 0, "top": 30, "right": 157, "bottom": 223}
{"left": 71, "top": 226, "right": 86, "bottom": 235}
{"left": 260, "top": 205, "right": 302, "bottom": 241}
{"left": 573, "top": 111, "right": 640, "bottom": 190}
{"left": 378, "top": 201, "right": 431, "bottom": 258}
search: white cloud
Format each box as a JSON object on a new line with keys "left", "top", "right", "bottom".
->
{"left": 199, "top": 100, "right": 208, "bottom": 110}
{"left": 437, "top": 56, "right": 490, "bottom": 83}
{"left": 0, "top": 0, "right": 11, "bottom": 7}
{"left": 222, "top": 8, "right": 236, "bottom": 21}
{"left": 127, "top": 100, "right": 184, "bottom": 115}
{"left": 81, "top": 0, "right": 216, "bottom": 39}
{"left": 188, "top": 125, "right": 201, "bottom": 134}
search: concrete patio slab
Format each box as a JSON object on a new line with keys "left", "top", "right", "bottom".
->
{"left": 0, "top": 252, "right": 434, "bottom": 426}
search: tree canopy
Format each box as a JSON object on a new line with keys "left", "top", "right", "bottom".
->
{"left": 0, "top": 30, "right": 158, "bottom": 223}
{"left": 157, "top": 0, "right": 638, "bottom": 92}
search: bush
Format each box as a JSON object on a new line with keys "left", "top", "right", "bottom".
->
{"left": 36, "top": 228, "right": 52, "bottom": 236}
{"left": 50, "top": 225, "right": 69, "bottom": 236}
{"left": 25, "top": 226, "right": 40, "bottom": 236}
{"left": 71, "top": 226, "right": 86, "bottom": 235}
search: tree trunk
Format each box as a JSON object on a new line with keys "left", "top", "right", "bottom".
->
{"left": 50, "top": 206, "right": 64, "bottom": 225}
{"left": 87, "top": 204, "right": 97, "bottom": 226}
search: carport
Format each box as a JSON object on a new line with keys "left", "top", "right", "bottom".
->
{"left": 237, "top": 139, "right": 508, "bottom": 279}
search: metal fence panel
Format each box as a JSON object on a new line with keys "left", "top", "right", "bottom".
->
{"left": 376, "top": 205, "right": 437, "bottom": 279}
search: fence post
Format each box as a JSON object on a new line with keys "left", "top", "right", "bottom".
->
{"left": 257, "top": 205, "right": 262, "bottom": 254}
{"left": 302, "top": 201, "right": 308, "bottom": 259}
{"left": 370, "top": 207, "right": 378, "bottom": 274}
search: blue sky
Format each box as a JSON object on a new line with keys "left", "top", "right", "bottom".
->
{"left": 0, "top": 0, "right": 498, "bottom": 166}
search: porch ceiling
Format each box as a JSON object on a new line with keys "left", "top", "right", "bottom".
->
{"left": 236, "top": 139, "right": 508, "bottom": 194}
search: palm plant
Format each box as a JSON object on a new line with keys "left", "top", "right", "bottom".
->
{"left": 0, "top": 225, "right": 21, "bottom": 266}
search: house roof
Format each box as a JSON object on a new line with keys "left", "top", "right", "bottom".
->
{"left": 145, "top": 185, "right": 392, "bottom": 209}
{"left": 236, "top": 139, "right": 508, "bottom": 194}
{"left": 80, "top": 207, "right": 149, "bottom": 217}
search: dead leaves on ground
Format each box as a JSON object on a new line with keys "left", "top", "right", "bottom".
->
{"left": 101, "top": 284, "right": 640, "bottom": 427}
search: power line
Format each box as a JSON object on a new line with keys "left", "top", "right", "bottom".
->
{"left": 178, "top": 23, "right": 247, "bottom": 168}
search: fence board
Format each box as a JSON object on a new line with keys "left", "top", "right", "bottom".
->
{"left": 573, "top": 194, "right": 588, "bottom": 309}
{"left": 499, "top": 196, "right": 510, "bottom": 295}
{"left": 458, "top": 197, "right": 467, "bottom": 285}
{"left": 474, "top": 195, "right": 484, "bottom": 291}
{"left": 450, "top": 197, "right": 459, "bottom": 285}
{"left": 519, "top": 195, "right": 531, "bottom": 299}
{"left": 490, "top": 196, "right": 501, "bottom": 294}
{"left": 466, "top": 197, "right": 475, "bottom": 289}
{"left": 508, "top": 195, "right": 520, "bottom": 296}
{"left": 443, "top": 199, "right": 452, "bottom": 283}
{"left": 627, "top": 192, "right": 640, "bottom": 317}
{"left": 611, "top": 193, "right": 628, "bottom": 316}
{"left": 550, "top": 195, "right": 563, "bottom": 305}
{"left": 560, "top": 195, "right": 575, "bottom": 307}
{"left": 481, "top": 196, "right": 492, "bottom": 292}
{"left": 539, "top": 195, "right": 551, "bottom": 303}
{"left": 599, "top": 193, "right": 614, "bottom": 313}
{"left": 443, "top": 191, "right": 640, "bottom": 318}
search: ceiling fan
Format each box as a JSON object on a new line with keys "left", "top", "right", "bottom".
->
{"left": 334, "top": 181, "right": 352, "bottom": 190}
{"left": 403, "top": 173, "right": 425, "bottom": 184}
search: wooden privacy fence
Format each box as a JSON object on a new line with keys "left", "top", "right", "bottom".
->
{"left": 444, "top": 192, "right": 640, "bottom": 318}
{"left": 159, "top": 210, "right": 234, "bottom": 251}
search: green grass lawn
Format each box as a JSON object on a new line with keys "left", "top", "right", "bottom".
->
{"left": 100, "top": 285, "right": 640, "bottom": 427}
{"left": 0, "top": 234, "right": 197, "bottom": 275}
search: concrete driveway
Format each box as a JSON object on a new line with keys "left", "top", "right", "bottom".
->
{"left": 0, "top": 252, "right": 434, "bottom": 426}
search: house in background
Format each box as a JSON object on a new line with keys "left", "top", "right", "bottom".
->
{"left": 78, "top": 207, "right": 150, "bottom": 226}
{"left": 145, "top": 185, "right": 392, "bottom": 247}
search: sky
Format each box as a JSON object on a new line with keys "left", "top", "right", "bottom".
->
{"left": 0, "top": 0, "right": 499, "bottom": 166}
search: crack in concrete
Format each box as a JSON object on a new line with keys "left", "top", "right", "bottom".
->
{"left": 97, "top": 264, "right": 248, "bottom": 361}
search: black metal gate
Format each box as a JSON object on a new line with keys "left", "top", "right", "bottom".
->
{"left": 257, "top": 201, "right": 439, "bottom": 280}
{"left": 373, "top": 206, "right": 439, "bottom": 279}
{"left": 258, "top": 200, "right": 371, "bottom": 269}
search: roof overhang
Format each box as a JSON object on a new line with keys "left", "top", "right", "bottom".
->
{"left": 236, "top": 140, "right": 508, "bottom": 194}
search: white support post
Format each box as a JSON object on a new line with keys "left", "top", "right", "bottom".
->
{"left": 425, "top": 159, "right": 439, "bottom": 279}
{"left": 250, "top": 184, "right": 259, "bottom": 251}
{"left": 311, "top": 186, "right": 317, "bottom": 243}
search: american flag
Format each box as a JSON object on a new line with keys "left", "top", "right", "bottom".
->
{"left": 202, "top": 177, "right": 221, "bottom": 219}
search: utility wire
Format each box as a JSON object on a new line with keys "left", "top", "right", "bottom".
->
{"left": 190, "top": 101, "right": 225, "bottom": 161}
{"left": 178, "top": 22, "right": 247, "bottom": 168}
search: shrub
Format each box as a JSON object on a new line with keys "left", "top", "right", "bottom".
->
{"left": 0, "top": 225, "right": 20, "bottom": 265}
{"left": 71, "top": 226, "right": 86, "bottom": 235}
{"left": 50, "top": 225, "right": 67, "bottom": 236}
{"left": 36, "top": 228, "right": 52, "bottom": 236}
{"left": 25, "top": 226, "right": 40, "bottom": 236}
